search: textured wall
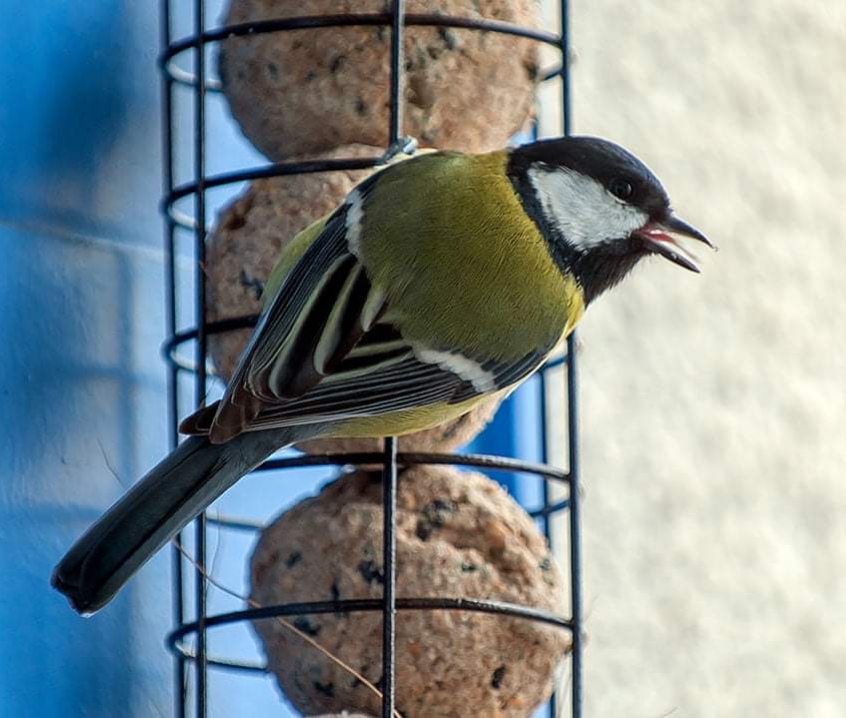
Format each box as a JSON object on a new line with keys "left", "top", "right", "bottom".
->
{"left": 551, "top": 2, "right": 846, "bottom": 716}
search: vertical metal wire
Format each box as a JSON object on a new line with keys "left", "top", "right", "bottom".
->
{"left": 381, "top": 437, "right": 399, "bottom": 718}
{"left": 387, "top": 1, "right": 405, "bottom": 145}
{"left": 538, "top": 372, "right": 558, "bottom": 718}
{"left": 159, "top": 2, "right": 186, "bottom": 717}
{"left": 193, "top": 0, "right": 209, "bottom": 714}
{"left": 382, "top": 6, "right": 404, "bottom": 716}
{"left": 559, "top": 4, "right": 583, "bottom": 715}
{"left": 559, "top": 1, "right": 572, "bottom": 135}
{"left": 566, "top": 334, "right": 582, "bottom": 718}
{"left": 159, "top": 2, "right": 178, "bottom": 467}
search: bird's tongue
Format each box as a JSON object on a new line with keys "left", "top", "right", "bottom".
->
{"left": 636, "top": 224, "right": 702, "bottom": 273}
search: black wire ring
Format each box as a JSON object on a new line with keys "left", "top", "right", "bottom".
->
{"left": 164, "top": 157, "right": 386, "bottom": 231}
{"left": 168, "top": 596, "right": 573, "bottom": 674}
{"left": 161, "top": 13, "right": 562, "bottom": 68}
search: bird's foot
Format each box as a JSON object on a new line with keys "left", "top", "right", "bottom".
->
{"left": 379, "top": 136, "right": 419, "bottom": 164}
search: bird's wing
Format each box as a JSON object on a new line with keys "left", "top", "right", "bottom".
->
{"left": 242, "top": 334, "right": 547, "bottom": 430}
{"left": 182, "top": 157, "right": 555, "bottom": 443}
{"left": 194, "top": 190, "right": 372, "bottom": 442}
{"left": 185, "top": 317, "right": 547, "bottom": 435}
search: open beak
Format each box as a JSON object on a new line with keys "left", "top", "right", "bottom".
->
{"left": 634, "top": 214, "right": 714, "bottom": 273}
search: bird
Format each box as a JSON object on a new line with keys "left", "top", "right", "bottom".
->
{"left": 52, "top": 135, "right": 712, "bottom": 615}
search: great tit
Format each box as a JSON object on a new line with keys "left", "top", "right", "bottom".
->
{"left": 53, "top": 136, "right": 711, "bottom": 614}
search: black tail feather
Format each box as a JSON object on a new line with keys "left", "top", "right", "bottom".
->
{"left": 52, "top": 426, "right": 317, "bottom": 614}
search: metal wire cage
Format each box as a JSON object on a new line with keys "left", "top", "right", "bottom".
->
{"left": 159, "top": 2, "right": 581, "bottom": 717}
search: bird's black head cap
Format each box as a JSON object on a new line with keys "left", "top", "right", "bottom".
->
{"left": 510, "top": 135, "right": 672, "bottom": 223}
{"left": 508, "top": 136, "right": 707, "bottom": 302}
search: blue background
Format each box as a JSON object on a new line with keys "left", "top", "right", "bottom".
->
{"left": 0, "top": 2, "right": 547, "bottom": 716}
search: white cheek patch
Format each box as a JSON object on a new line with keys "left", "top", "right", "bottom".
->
{"left": 529, "top": 167, "right": 648, "bottom": 249}
{"left": 345, "top": 188, "right": 365, "bottom": 257}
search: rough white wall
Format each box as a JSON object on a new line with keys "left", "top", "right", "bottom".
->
{"left": 541, "top": 2, "right": 846, "bottom": 716}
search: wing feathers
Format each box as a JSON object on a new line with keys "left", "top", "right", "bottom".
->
{"left": 204, "top": 208, "right": 352, "bottom": 443}
{"left": 246, "top": 356, "right": 464, "bottom": 429}
{"left": 313, "top": 262, "right": 372, "bottom": 375}
{"left": 258, "top": 253, "right": 358, "bottom": 400}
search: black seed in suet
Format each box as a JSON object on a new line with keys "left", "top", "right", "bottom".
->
{"left": 313, "top": 681, "right": 334, "bottom": 698}
{"left": 357, "top": 559, "right": 385, "bottom": 585}
{"left": 239, "top": 271, "right": 263, "bottom": 301}
{"left": 415, "top": 499, "right": 456, "bottom": 540}
{"left": 329, "top": 54, "right": 346, "bottom": 74}
{"left": 292, "top": 616, "right": 321, "bottom": 637}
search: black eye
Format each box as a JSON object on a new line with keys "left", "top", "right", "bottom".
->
{"left": 609, "top": 177, "right": 635, "bottom": 201}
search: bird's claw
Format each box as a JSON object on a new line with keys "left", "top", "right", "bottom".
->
{"left": 379, "top": 136, "right": 419, "bottom": 164}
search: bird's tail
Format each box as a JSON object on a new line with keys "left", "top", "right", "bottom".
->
{"left": 52, "top": 426, "right": 317, "bottom": 615}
